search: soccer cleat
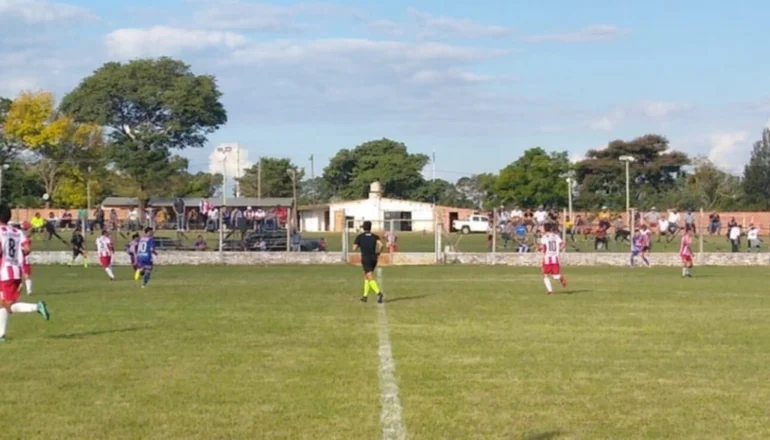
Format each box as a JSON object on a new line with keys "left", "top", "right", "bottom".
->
{"left": 37, "top": 301, "right": 50, "bottom": 321}
{"left": 0, "top": 337, "right": 6, "bottom": 343}
{"left": 134, "top": 270, "right": 141, "bottom": 281}
{"left": 360, "top": 296, "right": 368, "bottom": 303}
{"left": 377, "top": 293, "right": 384, "bottom": 304}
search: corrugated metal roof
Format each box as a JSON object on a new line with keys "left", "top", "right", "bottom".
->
{"left": 101, "top": 197, "right": 293, "bottom": 208}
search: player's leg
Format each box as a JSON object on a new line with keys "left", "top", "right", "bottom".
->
{"left": 642, "top": 248, "right": 650, "bottom": 266}
{"left": 542, "top": 266, "right": 553, "bottom": 294}
{"left": 361, "top": 270, "right": 371, "bottom": 301}
{"left": 23, "top": 266, "right": 32, "bottom": 295}
{"left": 368, "top": 263, "right": 383, "bottom": 303}
{"left": 630, "top": 250, "right": 636, "bottom": 267}
{"left": 101, "top": 257, "right": 115, "bottom": 280}
{"left": 82, "top": 250, "right": 89, "bottom": 268}
{"left": 141, "top": 265, "right": 153, "bottom": 287}
{"left": 69, "top": 248, "right": 78, "bottom": 266}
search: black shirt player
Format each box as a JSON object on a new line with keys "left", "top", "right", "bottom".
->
{"left": 69, "top": 230, "right": 88, "bottom": 267}
{"left": 353, "top": 221, "right": 384, "bottom": 303}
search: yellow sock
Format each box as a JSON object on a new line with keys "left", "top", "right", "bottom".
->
{"left": 363, "top": 280, "right": 370, "bottom": 297}
{"left": 369, "top": 280, "right": 381, "bottom": 294}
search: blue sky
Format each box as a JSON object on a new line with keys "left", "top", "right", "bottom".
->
{"left": 1, "top": 0, "right": 769, "bottom": 183}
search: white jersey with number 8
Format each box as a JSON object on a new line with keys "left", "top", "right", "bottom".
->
{"left": 540, "top": 232, "right": 562, "bottom": 265}
{"left": 0, "top": 226, "right": 25, "bottom": 281}
{"left": 96, "top": 236, "right": 113, "bottom": 257}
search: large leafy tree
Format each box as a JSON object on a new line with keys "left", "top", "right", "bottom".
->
{"left": 455, "top": 173, "right": 497, "bottom": 209}
{"left": 322, "top": 138, "right": 428, "bottom": 200}
{"left": 741, "top": 129, "right": 770, "bottom": 209}
{"left": 574, "top": 134, "right": 689, "bottom": 210}
{"left": 410, "top": 179, "right": 474, "bottom": 207}
{"left": 0, "top": 97, "right": 19, "bottom": 163}
{"left": 59, "top": 57, "right": 227, "bottom": 206}
{"left": 494, "top": 147, "right": 570, "bottom": 208}
{"left": 237, "top": 157, "right": 303, "bottom": 198}
{"left": 4, "top": 91, "right": 104, "bottom": 204}
{"left": 688, "top": 157, "right": 741, "bottom": 210}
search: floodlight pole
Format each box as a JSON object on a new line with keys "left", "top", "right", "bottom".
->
{"left": 619, "top": 155, "right": 636, "bottom": 225}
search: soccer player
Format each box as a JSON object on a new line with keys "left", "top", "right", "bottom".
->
{"left": 20, "top": 220, "right": 33, "bottom": 295}
{"left": 353, "top": 221, "right": 384, "bottom": 303}
{"left": 96, "top": 230, "right": 115, "bottom": 281}
{"left": 630, "top": 229, "right": 650, "bottom": 267}
{"left": 539, "top": 223, "right": 567, "bottom": 295}
{"left": 680, "top": 226, "right": 694, "bottom": 277}
{"left": 69, "top": 229, "right": 88, "bottom": 267}
{"left": 134, "top": 227, "right": 157, "bottom": 288}
{"left": 0, "top": 204, "right": 50, "bottom": 342}
{"left": 126, "top": 233, "right": 140, "bottom": 271}
{"left": 640, "top": 224, "right": 652, "bottom": 265}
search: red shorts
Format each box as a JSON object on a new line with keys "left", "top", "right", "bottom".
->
{"left": 1, "top": 279, "right": 22, "bottom": 303}
{"left": 542, "top": 263, "right": 561, "bottom": 275}
{"left": 680, "top": 254, "right": 692, "bottom": 264}
{"left": 99, "top": 256, "right": 112, "bottom": 268}
{"left": 22, "top": 264, "right": 31, "bottom": 276}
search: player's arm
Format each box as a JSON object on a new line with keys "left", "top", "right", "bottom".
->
{"left": 376, "top": 239, "right": 383, "bottom": 255}
{"left": 352, "top": 235, "right": 360, "bottom": 251}
{"left": 22, "top": 240, "right": 30, "bottom": 255}
{"left": 559, "top": 240, "right": 566, "bottom": 252}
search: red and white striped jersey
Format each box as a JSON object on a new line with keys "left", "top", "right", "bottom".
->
{"left": 22, "top": 236, "right": 31, "bottom": 265}
{"left": 96, "top": 235, "right": 114, "bottom": 257}
{"left": 679, "top": 234, "right": 692, "bottom": 256}
{"left": 540, "top": 232, "right": 562, "bottom": 265}
{"left": 0, "top": 225, "right": 25, "bottom": 281}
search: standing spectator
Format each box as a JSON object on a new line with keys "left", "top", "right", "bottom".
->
{"left": 231, "top": 208, "right": 243, "bottom": 229}
{"left": 128, "top": 208, "right": 139, "bottom": 231}
{"left": 564, "top": 215, "right": 575, "bottom": 241}
{"left": 222, "top": 207, "right": 231, "bottom": 229}
{"left": 668, "top": 209, "right": 681, "bottom": 235}
{"left": 595, "top": 225, "right": 609, "bottom": 250}
{"left": 206, "top": 206, "right": 219, "bottom": 232}
{"left": 598, "top": 206, "right": 611, "bottom": 230}
{"left": 658, "top": 216, "right": 670, "bottom": 243}
{"left": 109, "top": 209, "right": 119, "bottom": 232}
{"left": 746, "top": 224, "right": 761, "bottom": 252}
{"left": 534, "top": 206, "right": 548, "bottom": 232}
{"left": 501, "top": 221, "right": 514, "bottom": 248}
{"left": 709, "top": 212, "right": 721, "bottom": 235}
{"left": 77, "top": 206, "right": 88, "bottom": 232}
{"left": 173, "top": 197, "right": 186, "bottom": 232}
{"left": 644, "top": 207, "right": 660, "bottom": 235}
{"left": 94, "top": 206, "right": 105, "bottom": 231}
{"left": 187, "top": 209, "right": 199, "bottom": 231}
{"left": 61, "top": 210, "right": 72, "bottom": 229}
{"left": 199, "top": 199, "right": 211, "bottom": 229}
{"left": 729, "top": 223, "right": 741, "bottom": 252}
{"left": 684, "top": 210, "right": 696, "bottom": 234}
{"left": 254, "top": 207, "right": 266, "bottom": 230}
{"left": 510, "top": 206, "right": 523, "bottom": 221}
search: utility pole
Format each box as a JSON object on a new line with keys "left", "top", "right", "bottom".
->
{"left": 235, "top": 143, "right": 241, "bottom": 198}
{"left": 432, "top": 151, "right": 436, "bottom": 181}
{"left": 309, "top": 154, "right": 316, "bottom": 204}
{"left": 257, "top": 158, "right": 262, "bottom": 200}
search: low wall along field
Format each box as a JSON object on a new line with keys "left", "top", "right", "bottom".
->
{"left": 29, "top": 251, "right": 770, "bottom": 267}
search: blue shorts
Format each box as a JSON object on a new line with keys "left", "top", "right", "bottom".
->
{"left": 137, "top": 258, "right": 153, "bottom": 269}
{"left": 631, "top": 248, "right": 640, "bottom": 256}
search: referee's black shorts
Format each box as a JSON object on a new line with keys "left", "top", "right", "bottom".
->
{"left": 361, "top": 255, "right": 378, "bottom": 273}
{"left": 72, "top": 247, "right": 84, "bottom": 258}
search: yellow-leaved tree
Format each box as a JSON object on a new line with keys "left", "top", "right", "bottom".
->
{"left": 4, "top": 91, "right": 105, "bottom": 207}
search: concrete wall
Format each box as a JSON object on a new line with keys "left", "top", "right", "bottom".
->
{"left": 28, "top": 251, "right": 770, "bottom": 266}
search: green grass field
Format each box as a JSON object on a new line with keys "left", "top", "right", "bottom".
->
{"left": 2, "top": 265, "right": 769, "bottom": 439}
{"left": 30, "top": 229, "right": 762, "bottom": 253}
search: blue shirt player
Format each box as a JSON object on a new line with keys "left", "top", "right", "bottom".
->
{"left": 630, "top": 231, "right": 649, "bottom": 267}
{"left": 134, "top": 227, "right": 157, "bottom": 288}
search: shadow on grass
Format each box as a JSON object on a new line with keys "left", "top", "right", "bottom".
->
{"left": 523, "top": 431, "right": 564, "bottom": 440}
{"left": 49, "top": 326, "right": 152, "bottom": 340}
{"left": 386, "top": 295, "right": 429, "bottom": 304}
{"left": 560, "top": 289, "right": 589, "bottom": 295}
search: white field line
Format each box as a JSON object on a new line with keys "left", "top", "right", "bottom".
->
{"left": 377, "top": 305, "right": 407, "bottom": 440}
{"left": 377, "top": 268, "right": 407, "bottom": 440}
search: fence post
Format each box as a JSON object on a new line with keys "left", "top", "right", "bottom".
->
{"left": 562, "top": 208, "right": 567, "bottom": 244}
{"left": 699, "top": 208, "right": 704, "bottom": 256}
{"left": 436, "top": 223, "right": 443, "bottom": 263}
{"left": 218, "top": 206, "right": 224, "bottom": 260}
{"left": 491, "top": 210, "right": 497, "bottom": 265}
{"left": 630, "top": 208, "right": 635, "bottom": 251}
{"left": 341, "top": 209, "right": 348, "bottom": 263}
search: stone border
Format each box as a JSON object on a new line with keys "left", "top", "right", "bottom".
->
{"left": 28, "top": 251, "right": 770, "bottom": 266}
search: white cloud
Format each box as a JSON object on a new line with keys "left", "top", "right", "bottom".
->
{"left": 191, "top": 0, "right": 364, "bottom": 31}
{"left": 588, "top": 109, "right": 624, "bottom": 131}
{"left": 366, "top": 8, "right": 511, "bottom": 40}
{"left": 0, "top": 77, "right": 39, "bottom": 96}
{"left": 523, "top": 25, "right": 629, "bottom": 43}
{"left": 569, "top": 152, "right": 586, "bottom": 163}
{"left": 640, "top": 100, "right": 693, "bottom": 118}
{"left": 0, "top": 0, "right": 95, "bottom": 23}
{"left": 208, "top": 144, "right": 253, "bottom": 191}
{"left": 406, "top": 8, "right": 512, "bottom": 39}
{"left": 708, "top": 132, "right": 749, "bottom": 173}
{"left": 105, "top": 26, "right": 249, "bottom": 59}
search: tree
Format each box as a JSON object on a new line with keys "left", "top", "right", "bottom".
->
{"left": 741, "top": 129, "right": 770, "bottom": 209}
{"left": 494, "top": 147, "right": 570, "bottom": 208}
{"left": 0, "top": 96, "right": 19, "bottom": 163}
{"left": 59, "top": 57, "right": 227, "bottom": 207}
{"left": 410, "top": 179, "right": 473, "bottom": 207}
{"left": 4, "top": 91, "right": 105, "bottom": 204}
{"left": 688, "top": 157, "right": 741, "bottom": 210}
{"left": 455, "top": 174, "right": 496, "bottom": 209}
{"left": 298, "top": 176, "right": 328, "bottom": 205}
{"left": 322, "top": 138, "right": 429, "bottom": 200}
{"left": 237, "top": 157, "right": 303, "bottom": 198}
{"left": 575, "top": 134, "right": 689, "bottom": 210}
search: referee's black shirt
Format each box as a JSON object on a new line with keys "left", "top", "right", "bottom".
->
{"left": 354, "top": 232, "right": 379, "bottom": 257}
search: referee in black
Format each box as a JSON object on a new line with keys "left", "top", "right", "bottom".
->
{"left": 353, "top": 221, "right": 384, "bottom": 303}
